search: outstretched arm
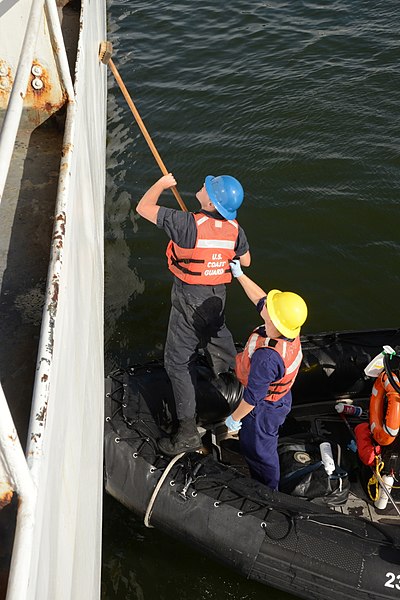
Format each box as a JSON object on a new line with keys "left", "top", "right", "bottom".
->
{"left": 136, "top": 173, "right": 177, "bottom": 224}
{"left": 234, "top": 271, "right": 266, "bottom": 306}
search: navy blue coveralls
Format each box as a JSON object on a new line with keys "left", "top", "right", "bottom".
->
{"left": 239, "top": 298, "right": 293, "bottom": 490}
{"left": 157, "top": 206, "right": 249, "bottom": 421}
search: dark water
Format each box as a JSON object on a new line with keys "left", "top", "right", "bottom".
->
{"left": 103, "top": 1, "right": 400, "bottom": 598}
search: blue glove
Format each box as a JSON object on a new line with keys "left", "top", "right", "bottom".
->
{"left": 225, "top": 414, "right": 242, "bottom": 432}
{"left": 229, "top": 259, "right": 243, "bottom": 278}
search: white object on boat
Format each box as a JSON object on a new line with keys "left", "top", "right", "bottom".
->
{"left": 320, "top": 442, "right": 335, "bottom": 476}
{"left": 374, "top": 474, "right": 395, "bottom": 510}
{"left": 335, "top": 403, "right": 363, "bottom": 417}
{"left": 364, "top": 345, "right": 396, "bottom": 378}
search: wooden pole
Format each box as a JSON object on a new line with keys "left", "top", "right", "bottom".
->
{"left": 107, "top": 58, "right": 188, "bottom": 212}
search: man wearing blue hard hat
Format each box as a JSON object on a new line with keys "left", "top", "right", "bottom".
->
{"left": 137, "top": 173, "right": 251, "bottom": 455}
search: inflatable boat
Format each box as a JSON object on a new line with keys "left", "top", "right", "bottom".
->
{"left": 104, "top": 328, "right": 400, "bottom": 600}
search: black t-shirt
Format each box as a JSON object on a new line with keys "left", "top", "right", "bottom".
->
{"left": 156, "top": 207, "right": 249, "bottom": 256}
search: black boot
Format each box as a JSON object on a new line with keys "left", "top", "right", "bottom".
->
{"left": 158, "top": 418, "right": 202, "bottom": 456}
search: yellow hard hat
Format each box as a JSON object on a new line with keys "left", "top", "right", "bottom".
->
{"left": 266, "top": 290, "right": 308, "bottom": 338}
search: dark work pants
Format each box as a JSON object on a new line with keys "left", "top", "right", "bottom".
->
{"left": 239, "top": 394, "right": 292, "bottom": 490}
{"left": 164, "top": 278, "right": 237, "bottom": 420}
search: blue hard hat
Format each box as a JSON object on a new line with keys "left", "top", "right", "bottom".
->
{"left": 205, "top": 175, "right": 244, "bottom": 220}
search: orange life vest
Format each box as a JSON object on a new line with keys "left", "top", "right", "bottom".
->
{"left": 354, "top": 423, "right": 381, "bottom": 466}
{"left": 166, "top": 213, "right": 239, "bottom": 285}
{"left": 369, "top": 371, "right": 400, "bottom": 446}
{"left": 235, "top": 328, "right": 303, "bottom": 402}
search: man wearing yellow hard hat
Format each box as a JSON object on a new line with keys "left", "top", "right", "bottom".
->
{"left": 225, "top": 260, "right": 308, "bottom": 490}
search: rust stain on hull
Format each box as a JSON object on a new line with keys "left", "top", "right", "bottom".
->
{"left": 26, "top": 61, "right": 66, "bottom": 104}
{"left": 0, "top": 482, "right": 13, "bottom": 510}
{"left": 0, "top": 62, "right": 13, "bottom": 108}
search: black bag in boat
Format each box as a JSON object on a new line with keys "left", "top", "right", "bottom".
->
{"left": 278, "top": 438, "right": 350, "bottom": 506}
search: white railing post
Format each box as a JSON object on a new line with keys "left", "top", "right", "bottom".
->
{"left": 0, "top": 384, "right": 36, "bottom": 600}
{"left": 45, "top": 0, "right": 75, "bottom": 101}
{"left": 27, "top": 96, "right": 76, "bottom": 484}
{"left": 0, "top": 0, "right": 45, "bottom": 204}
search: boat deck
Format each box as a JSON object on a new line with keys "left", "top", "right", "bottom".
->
{"left": 338, "top": 480, "right": 400, "bottom": 524}
{"left": 216, "top": 410, "right": 400, "bottom": 526}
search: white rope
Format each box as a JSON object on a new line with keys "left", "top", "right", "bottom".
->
{"left": 144, "top": 452, "right": 185, "bottom": 528}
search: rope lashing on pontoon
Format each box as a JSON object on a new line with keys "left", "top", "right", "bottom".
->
{"left": 107, "top": 372, "right": 159, "bottom": 453}
{"left": 188, "top": 475, "right": 400, "bottom": 548}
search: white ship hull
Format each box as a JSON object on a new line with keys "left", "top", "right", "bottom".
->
{"left": 0, "top": 0, "right": 106, "bottom": 598}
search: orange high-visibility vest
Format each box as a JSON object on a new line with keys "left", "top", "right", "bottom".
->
{"left": 166, "top": 213, "right": 239, "bottom": 285}
{"left": 235, "top": 328, "right": 303, "bottom": 401}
